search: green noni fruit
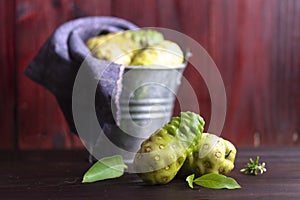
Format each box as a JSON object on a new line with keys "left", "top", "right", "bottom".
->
{"left": 130, "top": 40, "right": 184, "bottom": 66}
{"left": 133, "top": 111, "right": 205, "bottom": 185}
{"left": 85, "top": 30, "right": 164, "bottom": 65}
{"left": 180, "top": 133, "right": 236, "bottom": 176}
{"left": 123, "top": 29, "right": 164, "bottom": 47}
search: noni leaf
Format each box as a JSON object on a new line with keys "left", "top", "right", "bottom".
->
{"left": 186, "top": 173, "right": 241, "bottom": 189}
{"left": 82, "top": 155, "right": 127, "bottom": 183}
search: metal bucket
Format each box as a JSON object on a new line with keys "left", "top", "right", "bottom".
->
{"left": 110, "top": 62, "right": 187, "bottom": 156}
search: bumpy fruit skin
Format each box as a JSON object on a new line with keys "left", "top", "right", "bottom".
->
{"left": 85, "top": 30, "right": 164, "bottom": 65}
{"left": 130, "top": 40, "right": 184, "bottom": 66}
{"left": 86, "top": 32, "right": 138, "bottom": 65}
{"left": 180, "top": 133, "right": 236, "bottom": 176}
{"left": 133, "top": 112, "right": 205, "bottom": 185}
{"left": 123, "top": 30, "right": 164, "bottom": 47}
{"left": 86, "top": 33, "right": 119, "bottom": 50}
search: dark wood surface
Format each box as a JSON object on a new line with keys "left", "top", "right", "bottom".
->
{"left": 0, "top": 147, "right": 299, "bottom": 199}
{"left": 0, "top": 0, "right": 299, "bottom": 149}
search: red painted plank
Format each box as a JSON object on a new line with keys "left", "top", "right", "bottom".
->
{"left": 207, "top": 0, "right": 300, "bottom": 146}
{"left": 172, "top": 0, "right": 212, "bottom": 129}
{"left": 3, "top": 0, "right": 298, "bottom": 149}
{"left": 265, "top": 0, "right": 300, "bottom": 145}
{"left": 0, "top": 0, "right": 16, "bottom": 149}
{"left": 250, "top": 0, "right": 279, "bottom": 146}
{"left": 111, "top": 0, "right": 158, "bottom": 27}
{"left": 208, "top": 0, "right": 253, "bottom": 146}
{"left": 71, "top": 0, "right": 111, "bottom": 17}
{"left": 222, "top": 0, "right": 264, "bottom": 146}
{"left": 156, "top": 0, "right": 180, "bottom": 30}
{"left": 16, "top": 0, "right": 74, "bottom": 149}
{"left": 16, "top": 0, "right": 111, "bottom": 149}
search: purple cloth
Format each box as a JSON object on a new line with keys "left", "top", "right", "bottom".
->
{"left": 24, "top": 16, "right": 138, "bottom": 134}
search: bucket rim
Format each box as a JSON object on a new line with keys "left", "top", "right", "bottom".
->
{"left": 124, "top": 51, "right": 190, "bottom": 70}
{"left": 125, "top": 61, "right": 187, "bottom": 70}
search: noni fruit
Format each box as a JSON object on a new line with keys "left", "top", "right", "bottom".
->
{"left": 85, "top": 30, "right": 164, "bottom": 65}
{"left": 86, "top": 32, "right": 138, "bottom": 65}
{"left": 130, "top": 40, "right": 184, "bottom": 66}
{"left": 133, "top": 111, "right": 205, "bottom": 185}
{"left": 123, "top": 29, "right": 164, "bottom": 47}
{"left": 180, "top": 133, "right": 236, "bottom": 176}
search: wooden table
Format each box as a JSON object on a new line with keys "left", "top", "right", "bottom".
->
{"left": 0, "top": 147, "right": 299, "bottom": 200}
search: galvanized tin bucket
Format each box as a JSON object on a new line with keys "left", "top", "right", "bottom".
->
{"left": 110, "top": 62, "right": 187, "bottom": 156}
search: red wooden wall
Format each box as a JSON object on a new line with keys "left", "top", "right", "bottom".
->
{"left": 0, "top": 0, "right": 299, "bottom": 149}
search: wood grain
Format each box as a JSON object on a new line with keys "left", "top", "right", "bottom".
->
{"left": 0, "top": 147, "right": 299, "bottom": 199}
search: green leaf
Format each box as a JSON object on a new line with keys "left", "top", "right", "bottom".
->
{"left": 193, "top": 173, "right": 241, "bottom": 189}
{"left": 186, "top": 174, "right": 195, "bottom": 188}
{"left": 82, "top": 155, "right": 127, "bottom": 183}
